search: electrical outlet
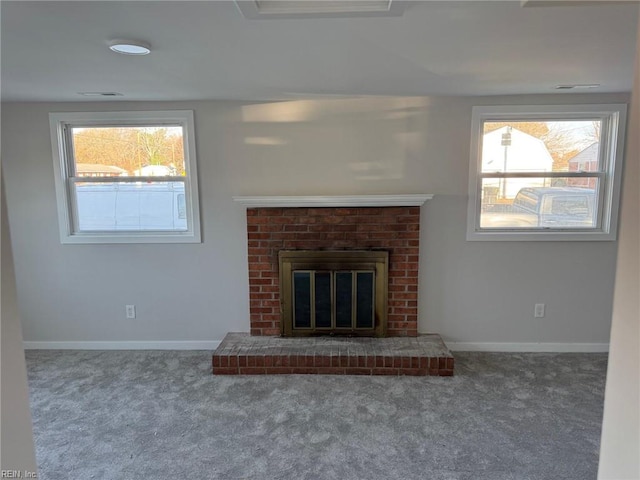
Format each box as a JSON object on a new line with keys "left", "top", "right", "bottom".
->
{"left": 534, "top": 303, "right": 545, "bottom": 318}
{"left": 125, "top": 305, "right": 136, "bottom": 319}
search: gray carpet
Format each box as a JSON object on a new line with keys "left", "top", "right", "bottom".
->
{"left": 25, "top": 350, "right": 607, "bottom": 480}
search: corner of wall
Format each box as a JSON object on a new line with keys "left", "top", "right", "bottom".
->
{"left": 597, "top": 12, "right": 640, "bottom": 479}
{"left": 1, "top": 173, "right": 38, "bottom": 473}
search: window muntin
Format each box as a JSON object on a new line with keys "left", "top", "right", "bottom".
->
{"left": 467, "top": 104, "right": 626, "bottom": 241}
{"left": 50, "top": 111, "right": 200, "bottom": 244}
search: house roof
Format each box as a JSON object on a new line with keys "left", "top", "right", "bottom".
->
{"left": 568, "top": 143, "right": 600, "bottom": 164}
{"left": 76, "top": 164, "right": 127, "bottom": 175}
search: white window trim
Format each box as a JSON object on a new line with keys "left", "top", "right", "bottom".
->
{"left": 466, "top": 104, "right": 627, "bottom": 242}
{"left": 49, "top": 110, "right": 201, "bottom": 244}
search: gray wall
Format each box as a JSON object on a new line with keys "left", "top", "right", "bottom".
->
{"left": 1, "top": 93, "right": 628, "bottom": 346}
{"left": 1, "top": 177, "right": 38, "bottom": 472}
{"left": 598, "top": 12, "right": 640, "bottom": 478}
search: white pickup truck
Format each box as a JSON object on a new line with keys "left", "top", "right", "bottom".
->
{"left": 481, "top": 187, "right": 597, "bottom": 229}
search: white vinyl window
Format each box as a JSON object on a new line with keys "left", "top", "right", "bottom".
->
{"left": 49, "top": 110, "right": 201, "bottom": 244}
{"left": 466, "top": 104, "right": 627, "bottom": 241}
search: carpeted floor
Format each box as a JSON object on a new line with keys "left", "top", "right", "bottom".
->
{"left": 25, "top": 350, "right": 607, "bottom": 480}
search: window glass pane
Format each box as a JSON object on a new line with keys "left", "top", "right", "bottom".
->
{"left": 355, "top": 272, "right": 374, "bottom": 329}
{"left": 335, "top": 272, "right": 353, "bottom": 328}
{"left": 74, "top": 181, "right": 187, "bottom": 231}
{"left": 480, "top": 179, "right": 599, "bottom": 229}
{"left": 314, "top": 272, "right": 332, "bottom": 328}
{"left": 482, "top": 121, "right": 601, "bottom": 173}
{"left": 71, "top": 126, "right": 185, "bottom": 177}
{"left": 177, "top": 194, "right": 186, "bottom": 219}
{"left": 293, "top": 272, "right": 311, "bottom": 329}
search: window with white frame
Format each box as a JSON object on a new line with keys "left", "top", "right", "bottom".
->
{"left": 49, "top": 110, "right": 201, "bottom": 244}
{"left": 466, "top": 104, "right": 627, "bottom": 241}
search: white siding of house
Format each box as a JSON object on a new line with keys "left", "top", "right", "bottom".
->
{"left": 482, "top": 126, "right": 553, "bottom": 198}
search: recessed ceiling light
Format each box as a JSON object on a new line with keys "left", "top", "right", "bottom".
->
{"left": 555, "top": 84, "right": 600, "bottom": 90}
{"left": 108, "top": 39, "right": 151, "bottom": 55}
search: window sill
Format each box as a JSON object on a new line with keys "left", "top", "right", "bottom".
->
{"left": 60, "top": 231, "right": 202, "bottom": 245}
{"left": 466, "top": 229, "right": 616, "bottom": 242}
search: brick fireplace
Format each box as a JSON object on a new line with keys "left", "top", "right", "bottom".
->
{"left": 246, "top": 205, "right": 421, "bottom": 337}
{"left": 212, "top": 195, "right": 455, "bottom": 376}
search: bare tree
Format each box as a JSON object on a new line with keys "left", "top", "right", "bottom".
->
{"left": 72, "top": 127, "right": 185, "bottom": 175}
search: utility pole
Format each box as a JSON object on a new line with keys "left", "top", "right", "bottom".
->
{"left": 500, "top": 126, "right": 512, "bottom": 199}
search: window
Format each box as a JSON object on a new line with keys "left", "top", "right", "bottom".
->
{"left": 466, "top": 104, "right": 627, "bottom": 241}
{"left": 49, "top": 111, "right": 201, "bottom": 243}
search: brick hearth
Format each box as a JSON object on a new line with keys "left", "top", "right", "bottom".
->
{"left": 246, "top": 206, "right": 420, "bottom": 337}
{"left": 213, "top": 333, "right": 454, "bottom": 376}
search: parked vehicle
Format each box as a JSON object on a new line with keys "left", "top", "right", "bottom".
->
{"left": 481, "top": 187, "right": 597, "bottom": 228}
{"left": 75, "top": 182, "right": 187, "bottom": 231}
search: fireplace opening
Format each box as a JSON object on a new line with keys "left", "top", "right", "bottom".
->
{"left": 279, "top": 250, "right": 388, "bottom": 337}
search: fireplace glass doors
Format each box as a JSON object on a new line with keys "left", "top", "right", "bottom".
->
{"left": 279, "top": 251, "right": 388, "bottom": 337}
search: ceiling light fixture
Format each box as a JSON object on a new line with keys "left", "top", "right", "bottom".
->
{"left": 108, "top": 39, "right": 151, "bottom": 55}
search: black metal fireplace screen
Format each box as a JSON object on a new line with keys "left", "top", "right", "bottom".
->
{"left": 279, "top": 251, "right": 388, "bottom": 337}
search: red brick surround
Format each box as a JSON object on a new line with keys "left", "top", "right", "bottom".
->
{"left": 246, "top": 206, "right": 420, "bottom": 337}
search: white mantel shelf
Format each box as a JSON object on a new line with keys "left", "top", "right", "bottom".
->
{"left": 232, "top": 194, "right": 434, "bottom": 208}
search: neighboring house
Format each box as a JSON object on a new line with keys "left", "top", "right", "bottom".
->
{"left": 481, "top": 126, "right": 554, "bottom": 201}
{"left": 76, "top": 163, "right": 128, "bottom": 177}
{"left": 568, "top": 142, "right": 599, "bottom": 188}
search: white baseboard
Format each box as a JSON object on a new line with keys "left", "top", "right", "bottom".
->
{"left": 23, "top": 340, "right": 222, "bottom": 350}
{"left": 23, "top": 340, "right": 609, "bottom": 353}
{"left": 446, "top": 342, "right": 609, "bottom": 353}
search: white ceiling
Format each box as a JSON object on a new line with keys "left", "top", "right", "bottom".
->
{"left": 1, "top": 1, "right": 638, "bottom": 102}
